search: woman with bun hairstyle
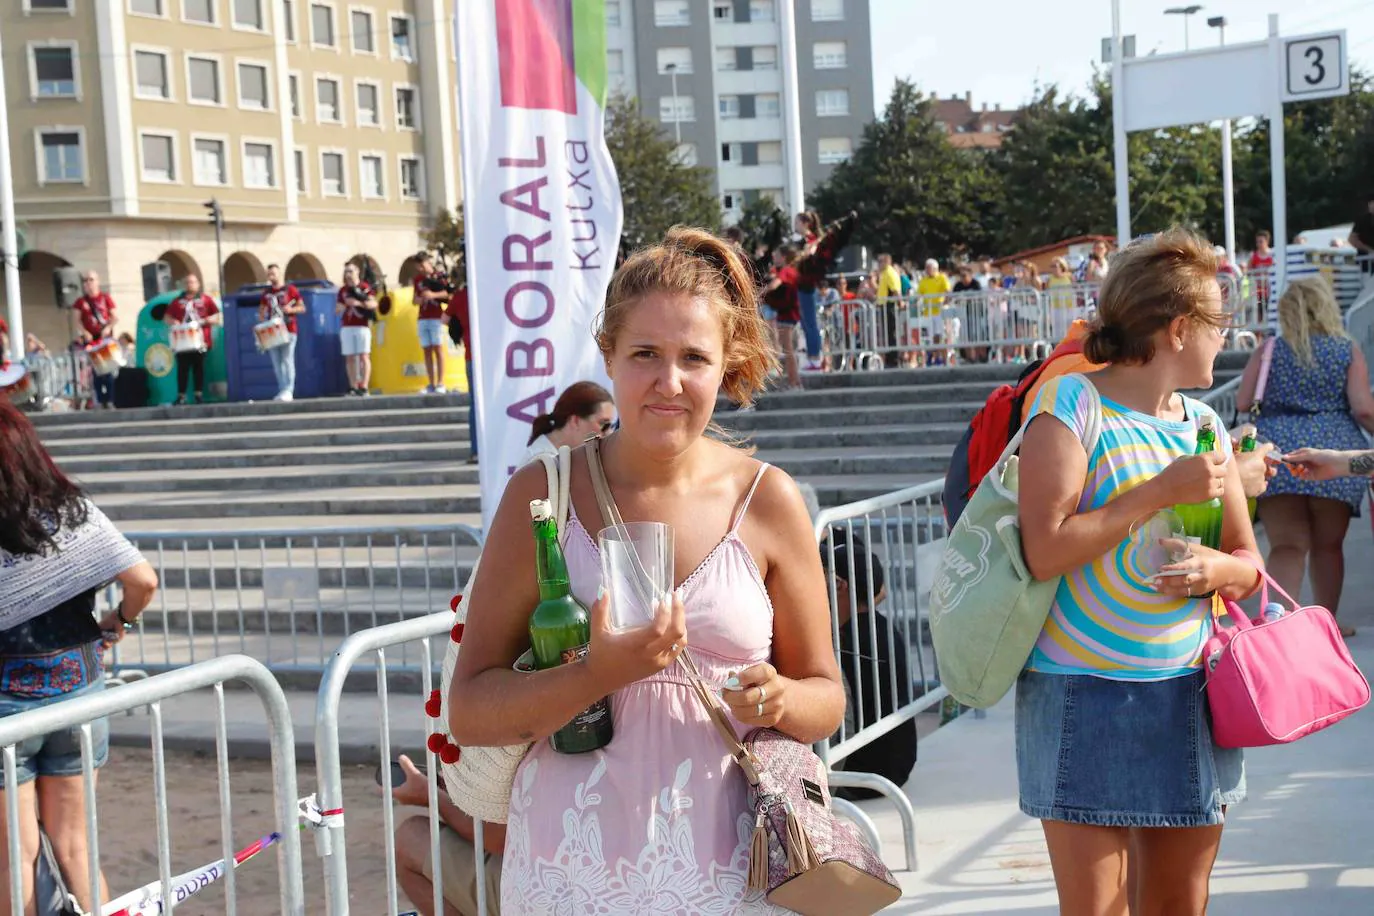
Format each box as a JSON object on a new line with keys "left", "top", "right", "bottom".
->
{"left": 522, "top": 381, "right": 615, "bottom": 464}
{"left": 450, "top": 227, "right": 844, "bottom": 913}
{"left": 1016, "top": 229, "right": 1262, "bottom": 915}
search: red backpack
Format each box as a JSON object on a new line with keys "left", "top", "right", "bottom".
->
{"left": 943, "top": 335, "right": 1093, "bottom": 527}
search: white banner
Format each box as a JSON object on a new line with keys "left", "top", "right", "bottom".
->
{"left": 457, "top": 0, "right": 622, "bottom": 529}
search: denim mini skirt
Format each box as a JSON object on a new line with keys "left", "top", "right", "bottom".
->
{"left": 1015, "top": 668, "right": 1245, "bottom": 828}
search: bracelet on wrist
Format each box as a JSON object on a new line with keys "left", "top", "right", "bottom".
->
{"left": 117, "top": 608, "right": 135, "bottom": 628}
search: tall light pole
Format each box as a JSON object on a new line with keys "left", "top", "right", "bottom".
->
{"left": 1209, "top": 15, "right": 1236, "bottom": 267}
{"left": 0, "top": 24, "right": 24, "bottom": 362}
{"left": 1165, "top": 5, "right": 1203, "bottom": 51}
{"left": 665, "top": 63, "right": 681, "bottom": 144}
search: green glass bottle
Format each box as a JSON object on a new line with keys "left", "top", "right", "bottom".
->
{"left": 527, "top": 499, "right": 613, "bottom": 754}
{"left": 1240, "top": 432, "right": 1258, "bottom": 520}
{"left": 1176, "top": 422, "right": 1225, "bottom": 551}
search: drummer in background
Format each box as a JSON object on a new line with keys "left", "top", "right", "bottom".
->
{"left": 412, "top": 253, "right": 450, "bottom": 394}
{"left": 258, "top": 264, "right": 306, "bottom": 402}
{"left": 163, "top": 274, "right": 221, "bottom": 406}
{"left": 336, "top": 262, "right": 376, "bottom": 397}
{"left": 73, "top": 272, "right": 118, "bottom": 409}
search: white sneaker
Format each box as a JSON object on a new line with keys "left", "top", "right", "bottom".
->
{"left": 434, "top": 385, "right": 447, "bottom": 394}
{"left": 279, "top": 391, "right": 293, "bottom": 402}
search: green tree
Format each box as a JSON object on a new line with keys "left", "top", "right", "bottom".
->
{"left": 811, "top": 79, "right": 997, "bottom": 265}
{"left": 603, "top": 94, "right": 720, "bottom": 255}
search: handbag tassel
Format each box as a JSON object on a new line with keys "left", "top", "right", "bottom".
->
{"left": 748, "top": 812, "right": 770, "bottom": 891}
{"left": 784, "top": 800, "right": 821, "bottom": 876}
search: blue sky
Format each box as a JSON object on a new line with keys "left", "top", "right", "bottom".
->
{"left": 870, "top": 0, "right": 1374, "bottom": 110}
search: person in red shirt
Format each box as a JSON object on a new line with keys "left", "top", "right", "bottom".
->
{"left": 412, "top": 253, "right": 451, "bottom": 394}
{"left": 336, "top": 262, "right": 376, "bottom": 396}
{"left": 762, "top": 246, "right": 802, "bottom": 390}
{"left": 73, "top": 271, "right": 119, "bottom": 408}
{"left": 163, "top": 274, "right": 221, "bottom": 405}
{"left": 258, "top": 264, "right": 306, "bottom": 401}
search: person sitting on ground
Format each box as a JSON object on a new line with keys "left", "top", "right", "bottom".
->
{"left": 822, "top": 538, "right": 916, "bottom": 800}
{"left": 390, "top": 753, "right": 504, "bottom": 916}
{"left": 0, "top": 400, "right": 158, "bottom": 914}
{"left": 522, "top": 381, "right": 615, "bottom": 464}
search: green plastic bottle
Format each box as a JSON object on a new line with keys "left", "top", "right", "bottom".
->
{"left": 1240, "top": 432, "right": 1258, "bottom": 520}
{"left": 1176, "top": 422, "right": 1225, "bottom": 550}
{"left": 527, "top": 499, "right": 613, "bottom": 754}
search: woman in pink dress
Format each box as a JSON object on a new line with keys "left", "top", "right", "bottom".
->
{"left": 450, "top": 228, "right": 845, "bottom": 914}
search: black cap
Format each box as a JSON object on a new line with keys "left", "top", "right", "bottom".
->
{"left": 821, "top": 537, "right": 885, "bottom": 606}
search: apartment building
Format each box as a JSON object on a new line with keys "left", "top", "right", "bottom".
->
{"left": 606, "top": 0, "right": 874, "bottom": 222}
{"left": 2, "top": 0, "right": 458, "bottom": 347}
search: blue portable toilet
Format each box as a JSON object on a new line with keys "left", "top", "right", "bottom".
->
{"left": 223, "top": 280, "right": 348, "bottom": 401}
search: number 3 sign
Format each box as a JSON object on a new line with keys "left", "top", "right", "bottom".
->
{"left": 1282, "top": 32, "right": 1347, "bottom": 102}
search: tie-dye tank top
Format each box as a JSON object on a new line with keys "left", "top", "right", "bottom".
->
{"left": 1026, "top": 374, "right": 1230, "bottom": 681}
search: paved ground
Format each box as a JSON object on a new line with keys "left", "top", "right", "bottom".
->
{"left": 867, "top": 519, "right": 1374, "bottom": 915}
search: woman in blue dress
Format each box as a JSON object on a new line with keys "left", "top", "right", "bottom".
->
{"left": 1237, "top": 278, "right": 1374, "bottom": 636}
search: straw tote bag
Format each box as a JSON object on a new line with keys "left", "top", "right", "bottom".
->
{"left": 434, "top": 446, "right": 571, "bottom": 824}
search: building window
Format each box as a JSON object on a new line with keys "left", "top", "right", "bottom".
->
{"left": 811, "top": 0, "right": 843, "bottom": 20}
{"left": 605, "top": 0, "right": 621, "bottom": 27}
{"left": 757, "top": 141, "right": 782, "bottom": 164}
{"left": 659, "top": 96, "right": 694, "bottom": 123}
{"left": 288, "top": 72, "right": 301, "bottom": 117}
{"left": 233, "top": 0, "right": 264, "bottom": 29}
{"left": 607, "top": 49, "right": 624, "bottom": 76}
{"left": 134, "top": 49, "right": 172, "bottom": 100}
{"left": 321, "top": 150, "right": 345, "bottom": 195}
{"left": 37, "top": 130, "right": 84, "bottom": 184}
{"left": 720, "top": 142, "right": 736, "bottom": 162}
{"left": 140, "top": 132, "right": 177, "bottom": 183}
{"left": 187, "top": 56, "right": 222, "bottom": 104}
{"left": 192, "top": 136, "right": 228, "bottom": 185}
{"left": 182, "top": 0, "right": 215, "bottom": 24}
{"left": 390, "top": 15, "right": 414, "bottom": 60}
{"left": 350, "top": 8, "right": 375, "bottom": 53}
{"left": 818, "top": 137, "right": 852, "bottom": 164}
{"left": 816, "top": 88, "right": 849, "bottom": 117}
{"left": 753, "top": 46, "right": 778, "bottom": 70}
{"left": 316, "top": 77, "right": 342, "bottom": 122}
{"left": 31, "top": 45, "right": 78, "bottom": 99}
{"left": 243, "top": 141, "right": 276, "bottom": 188}
{"left": 656, "top": 47, "right": 692, "bottom": 75}
{"left": 674, "top": 143, "right": 697, "bottom": 166}
{"left": 293, "top": 147, "right": 308, "bottom": 194}
{"left": 757, "top": 94, "right": 780, "bottom": 117}
{"left": 715, "top": 47, "right": 737, "bottom": 71}
{"left": 718, "top": 95, "right": 740, "bottom": 120}
{"left": 712, "top": 0, "right": 731, "bottom": 19}
{"left": 813, "top": 40, "right": 846, "bottom": 69}
{"left": 310, "top": 2, "right": 335, "bottom": 47}
{"left": 282, "top": 0, "right": 296, "bottom": 40}
{"left": 749, "top": 0, "right": 775, "bottom": 22}
{"left": 653, "top": 0, "right": 688, "bottom": 27}
{"left": 130, "top": 0, "right": 165, "bottom": 16}
{"left": 359, "top": 153, "right": 384, "bottom": 198}
{"left": 399, "top": 156, "right": 423, "bottom": 200}
{"left": 355, "top": 81, "right": 380, "bottom": 127}
{"left": 722, "top": 192, "right": 738, "bottom": 212}
{"left": 237, "top": 61, "right": 271, "bottom": 109}
{"left": 394, "top": 86, "right": 418, "bottom": 129}
{"left": 28, "top": 0, "right": 74, "bottom": 10}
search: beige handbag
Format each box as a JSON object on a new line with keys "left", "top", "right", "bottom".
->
{"left": 436, "top": 445, "right": 571, "bottom": 824}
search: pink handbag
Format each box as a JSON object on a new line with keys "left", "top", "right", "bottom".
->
{"left": 1205, "top": 569, "right": 1369, "bottom": 748}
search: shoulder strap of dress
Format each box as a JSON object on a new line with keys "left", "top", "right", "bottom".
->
{"left": 729, "top": 463, "right": 771, "bottom": 533}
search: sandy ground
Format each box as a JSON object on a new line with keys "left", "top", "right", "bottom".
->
{"left": 98, "top": 748, "right": 413, "bottom": 915}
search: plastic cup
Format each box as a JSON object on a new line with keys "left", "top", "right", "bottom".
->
{"left": 598, "top": 522, "right": 674, "bottom": 631}
{"left": 1128, "top": 508, "right": 1192, "bottom": 579}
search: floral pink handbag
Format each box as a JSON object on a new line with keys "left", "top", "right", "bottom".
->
{"left": 1205, "top": 567, "right": 1369, "bottom": 748}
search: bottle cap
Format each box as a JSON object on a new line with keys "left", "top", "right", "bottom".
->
{"left": 1264, "top": 602, "right": 1284, "bottom": 614}
{"left": 529, "top": 499, "right": 553, "bottom": 521}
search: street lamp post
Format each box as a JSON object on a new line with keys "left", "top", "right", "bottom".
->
{"left": 1164, "top": 5, "right": 1204, "bottom": 51}
{"left": 665, "top": 63, "right": 681, "bottom": 144}
{"left": 1209, "top": 16, "right": 1236, "bottom": 267}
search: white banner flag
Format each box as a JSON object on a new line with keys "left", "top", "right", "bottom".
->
{"left": 457, "top": 0, "right": 622, "bottom": 529}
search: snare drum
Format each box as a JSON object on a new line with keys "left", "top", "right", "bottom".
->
{"left": 253, "top": 316, "right": 291, "bottom": 352}
{"left": 170, "top": 321, "right": 206, "bottom": 354}
{"left": 0, "top": 363, "right": 36, "bottom": 408}
{"left": 86, "top": 338, "right": 126, "bottom": 376}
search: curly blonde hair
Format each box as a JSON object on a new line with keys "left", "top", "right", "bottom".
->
{"left": 1277, "top": 277, "right": 1347, "bottom": 367}
{"left": 595, "top": 226, "right": 778, "bottom": 407}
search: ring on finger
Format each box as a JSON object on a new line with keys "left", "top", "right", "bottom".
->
{"left": 758, "top": 685, "right": 766, "bottom": 702}
{"left": 756, "top": 701, "right": 764, "bottom": 717}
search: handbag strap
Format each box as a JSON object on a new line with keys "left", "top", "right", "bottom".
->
{"left": 1253, "top": 336, "right": 1276, "bottom": 408}
{"left": 584, "top": 439, "right": 762, "bottom": 785}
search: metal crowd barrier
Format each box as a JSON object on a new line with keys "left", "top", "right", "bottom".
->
{"left": 10, "top": 351, "right": 95, "bottom": 411}
{"left": 312, "top": 611, "right": 472, "bottom": 916}
{"left": 0, "top": 655, "right": 305, "bottom": 916}
{"left": 103, "top": 523, "right": 483, "bottom": 679}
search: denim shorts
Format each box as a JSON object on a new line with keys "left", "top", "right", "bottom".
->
{"left": 0, "top": 675, "right": 109, "bottom": 789}
{"left": 1015, "top": 669, "right": 1245, "bottom": 828}
{"left": 417, "top": 319, "right": 446, "bottom": 348}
